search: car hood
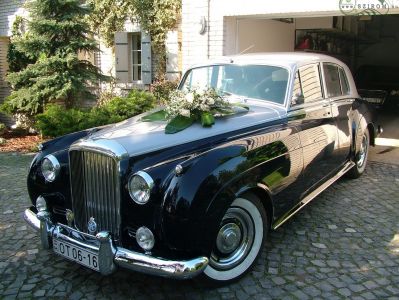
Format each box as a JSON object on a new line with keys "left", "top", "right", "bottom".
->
{"left": 84, "top": 104, "right": 286, "bottom": 157}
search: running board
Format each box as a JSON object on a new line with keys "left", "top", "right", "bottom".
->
{"left": 272, "top": 161, "right": 355, "bottom": 230}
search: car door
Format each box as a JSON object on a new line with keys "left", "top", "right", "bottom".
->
{"left": 287, "top": 63, "right": 339, "bottom": 195}
{"left": 323, "top": 63, "right": 353, "bottom": 162}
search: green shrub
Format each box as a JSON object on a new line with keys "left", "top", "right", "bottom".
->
{"left": 105, "top": 90, "right": 156, "bottom": 118}
{"left": 36, "top": 105, "right": 87, "bottom": 137}
{"left": 0, "top": 123, "right": 6, "bottom": 136}
{"left": 151, "top": 79, "right": 179, "bottom": 104}
{"left": 36, "top": 89, "right": 156, "bottom": 137}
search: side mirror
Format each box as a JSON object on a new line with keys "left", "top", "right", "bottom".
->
{"left": 291, "top": 93, "right": 304, "bottom": 106}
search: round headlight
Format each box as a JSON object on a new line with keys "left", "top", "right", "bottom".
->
{"left": 128, "top": 171, "right": 154, "bottom": 205}
{"left": 136, "top": 226, "right": 155, "bottom": 251}
{"left": 41, "top": 154, "right": 60, "bottom": 182}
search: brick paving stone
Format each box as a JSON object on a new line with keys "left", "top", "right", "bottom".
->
{"left": 0, "top": 155, "right": 398, "bottom": 299}
{"left": 338, "top": 288, "right": 352, "bottom": 297}
{"left": 33, "top": 290, "right": 45, "bottom": 297}
{"left": 312, "top": 243, "right": 327, "bottom": 249}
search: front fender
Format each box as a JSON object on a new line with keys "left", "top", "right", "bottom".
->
{"left": 27, "top": 128, "right": 102, "bottom": 208}
{"left": 161, "top": 137, "right": 290, "bottom": 256}
{"left": 351, "top": 99, "right": 375, "bottom": 160}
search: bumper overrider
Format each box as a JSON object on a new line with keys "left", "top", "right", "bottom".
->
{"left": 23, "top": 207, "right": 209, "bottom": 279}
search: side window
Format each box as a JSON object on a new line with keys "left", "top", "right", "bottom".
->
{"left": 323, "top": 64, "right": 342, "bottom": 98}
{"left": 291, "top": 63, "right": 323, "bottom": 106}
{"left": 339, "top": 67, "right": 350, "bottom": 95}
{"left": 299, "top": 64, "right": 323, "bottom": 102}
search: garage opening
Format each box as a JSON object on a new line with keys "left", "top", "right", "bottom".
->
{"left": 225, "top": 15, "right": 399, "bottom": 163}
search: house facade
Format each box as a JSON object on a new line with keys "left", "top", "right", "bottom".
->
{"left": 181, "top": 0, "right": 399, "bottom": 71}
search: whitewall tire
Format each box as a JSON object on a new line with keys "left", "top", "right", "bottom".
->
{"left": 203, "top": 195, "right": 268, "bottom": 283}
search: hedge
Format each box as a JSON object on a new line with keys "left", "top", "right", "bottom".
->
{"left": 36, "top": 89, "right": 156, "bottom": 137}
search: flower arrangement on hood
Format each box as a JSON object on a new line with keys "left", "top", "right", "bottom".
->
{"left": 142, "top": 88, "right": 248, "bottom": 134}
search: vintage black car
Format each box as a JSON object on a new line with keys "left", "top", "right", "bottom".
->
{"left": 24, "top": 53, "right": 380, "bottom": 283}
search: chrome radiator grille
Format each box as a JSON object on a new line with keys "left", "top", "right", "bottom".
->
{"left": 69, "top": 150, "right": 121, "bottom": 239}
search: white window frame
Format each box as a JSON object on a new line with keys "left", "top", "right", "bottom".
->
{"left": 131, "top": 32, "right": 142, "bottom": 82}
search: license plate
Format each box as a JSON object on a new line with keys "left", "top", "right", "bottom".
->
{"left": 53, "top": 238, "right": 99, "bottom": 271}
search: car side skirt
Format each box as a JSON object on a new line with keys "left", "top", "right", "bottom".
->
{"left": 272, "top": 161, "right": 355, "bottom": 230}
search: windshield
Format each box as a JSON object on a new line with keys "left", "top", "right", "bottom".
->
{"left": 180, "top": 64, "right": 289, "bottom": 105}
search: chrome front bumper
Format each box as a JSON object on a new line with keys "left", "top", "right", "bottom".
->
{"left": 23, "top": 207, "right": 208, "bottom": 279}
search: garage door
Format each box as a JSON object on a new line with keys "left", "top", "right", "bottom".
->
{"left": 0, "top": 37, "right": 12, "bottom": 125}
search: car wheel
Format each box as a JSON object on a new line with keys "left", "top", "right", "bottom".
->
{"left": 203, "top": 195, "right": 268, "bottom": 283}
{"left": 347, "top": 129, "right": 369, "bottom": 179}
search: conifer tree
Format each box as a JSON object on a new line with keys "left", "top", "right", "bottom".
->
{"left": 3, "top": 0, "right": 109, "bottom": 116}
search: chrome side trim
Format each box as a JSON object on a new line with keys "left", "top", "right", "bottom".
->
{"left": 70, "top": 139, "right": 129, "bottom": 161}
{"left": 272, "top": 161, "right": 355, "bottom": 230}
{"left": 134, "top": 171, "right": 155, "bottom": 189}
{"left": 23, "top": 207, "right": 209, "bottom": 279}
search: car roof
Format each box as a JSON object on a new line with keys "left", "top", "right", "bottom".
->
{"left": 190, "top": 52, "right": 347, "bottom": 70}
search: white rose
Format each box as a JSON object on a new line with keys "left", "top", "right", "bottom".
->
{"left": 207, "top": 98, "right": 215, "bottom": 105}
{"left": 179, "top": 109, "right": 191, "bottom": 118}
{"left": 200, "top": 104, "right": 210, "bottom": 111}
{"left": 185, "top": 92, "right": 194, "bottom": 103}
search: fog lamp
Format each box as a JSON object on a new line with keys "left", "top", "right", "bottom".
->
{"left": 136, "top": 226, "right": 155, "bottom": 251}
{"left": 36, "top": 196, "right": 47, "bottom": 212}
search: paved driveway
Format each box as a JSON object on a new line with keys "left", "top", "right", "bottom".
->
{"left": 0, "top": 153, "right": 398, "bottom": 299}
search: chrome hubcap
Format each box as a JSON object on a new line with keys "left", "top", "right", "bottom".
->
{"left": 216, "top": 223, "right": 242, "bottom": 254}
{"left": 209, "top": 207, "right": 254, "bottom": 271}
{"left": 357, "top": 134, "right": 368, "bottom": 168}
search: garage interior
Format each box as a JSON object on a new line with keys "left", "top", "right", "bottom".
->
{"left": 225, "top": 15, "right": 399, "bottom": 163}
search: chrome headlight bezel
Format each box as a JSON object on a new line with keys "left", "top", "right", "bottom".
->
{"left": 128, "top": 171, "right": 154, "bottom": 205}
{"left": 41, "top": 154, "right": 60, "bottom": 182}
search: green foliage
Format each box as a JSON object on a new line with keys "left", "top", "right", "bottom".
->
{"left": 0, "top": 123, "right": 6, "bottom": 136}
{"left": 164, "top": 115, "right": 194, "bottom": 134}
{"left": 131, "top": 0, "right": 181, "bottom": 79}
{"left": 7, "top": 16, "right": 36, "bottom": 73}
{"left": 105, "top": 89, "right": 156, "bottom": 118}
{"left": 151, "top": 79, "right": 179, "bottom": 104}
{"left": 86, "top": 0, "right": 132, "bottom": 48}
{"left": 87, "top": 0, "right": 181, "bottom": 79}
{"left": 36, "top": 89, "right": 156, "bottom": 137}
{"left": 4, "top": 0, "right": 110, "bottom": 117}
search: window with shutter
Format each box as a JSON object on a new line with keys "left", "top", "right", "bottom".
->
{"left": 115, "top": 31, "right": 152, "bottom": 85}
